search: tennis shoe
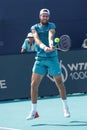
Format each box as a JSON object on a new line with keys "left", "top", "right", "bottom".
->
{"left": 26, "top": 111, "right": 39, "bottom": 120}
{"left": 63, "top": 107, "right": 70, "bottom": 118}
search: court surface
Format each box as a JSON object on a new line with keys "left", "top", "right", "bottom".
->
{"left": 0, "top": 93, "right": 87, "bottom": 130}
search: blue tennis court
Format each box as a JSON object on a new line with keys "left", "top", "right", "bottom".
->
{"left": 0, "top": 93, "right": 87, "bottom": 130}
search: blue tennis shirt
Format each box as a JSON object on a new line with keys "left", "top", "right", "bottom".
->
{"left": 31, "top": 22, "right": 58, "bottom": 57}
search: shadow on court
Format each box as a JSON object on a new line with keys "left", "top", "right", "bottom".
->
{"left": 32, "top": 120, "right": 87, "bottom": 127}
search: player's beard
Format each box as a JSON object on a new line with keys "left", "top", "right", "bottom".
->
{"left": 40, "top": 20, "right": 48, "bottom": 25}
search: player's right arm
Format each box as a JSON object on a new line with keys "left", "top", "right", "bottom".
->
{"left": 32, "top": 29, "right": 54, "bottom": 52}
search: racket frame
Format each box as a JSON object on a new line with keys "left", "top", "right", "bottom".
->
{"left": 54, "top": 35, "right": 71, "bottom": 52}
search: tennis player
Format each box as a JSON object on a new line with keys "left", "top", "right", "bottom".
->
{"left": 26, "top": 8, "right": 70, "bottom": 120}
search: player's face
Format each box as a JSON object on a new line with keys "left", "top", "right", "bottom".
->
{"left": 39, "top": 13, "right": 49, "bottom": 25}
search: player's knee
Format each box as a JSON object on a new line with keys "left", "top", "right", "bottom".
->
{"left": 31, "top": 78, "right": 41, "bottom": 89}
{"left": 31, "top": 80, "right": 37, "bottom": 88}
{"left": 58, "top": 79, "right": 63, "bottom": 86}
{"left": 55, "top": 77, "right": 64, "bottom": 87}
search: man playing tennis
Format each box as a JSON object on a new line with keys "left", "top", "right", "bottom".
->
{"left": 26, "top": 8, "right": 70, "bottom": 120}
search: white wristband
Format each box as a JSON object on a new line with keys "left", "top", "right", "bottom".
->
{"left": 49, "top": 40, "right": 53, "bottom": 47}
{"left": 40, "top": 43, "right": 46, "bottom": 49}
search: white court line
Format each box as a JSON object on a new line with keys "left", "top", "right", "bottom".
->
{"left": 0, "top": 127, "right": 21, "bottom": 130}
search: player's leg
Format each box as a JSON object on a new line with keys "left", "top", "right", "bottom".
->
{"left": 26, "top": 58, "right": 46, "bottom": 120}
{"left": 53, "top": 75, "right": 70, "bottom": 117}
{"left": 48, "top": 57, "right": 70, "bottom": 117}
{"left": 54, "top": 75, "right": 66, "bottom": 99}
{"left": 31, "top": 73, "right": 43, "bottom": 103}
{"left": 26, "top": 73, "right": 43, "bottom": 120}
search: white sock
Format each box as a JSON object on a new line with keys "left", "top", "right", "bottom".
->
{"left": 62, "top": 99, "right": 68, "bottom": 109}
{"left": 31, "top": 103, "right": 37, "bottom": 112}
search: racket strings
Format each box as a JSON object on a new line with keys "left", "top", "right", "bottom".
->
{"left": 59, "top": 36, "right": 71, "bottom": 50}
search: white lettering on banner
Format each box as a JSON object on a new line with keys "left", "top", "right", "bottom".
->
{"left": 70, "top": 71, "right": 87, "bottom": 80}
{"left": 0, "top": 80, "right": 7, "bottom": 89}
{"left": 62, "top": 61, "right": 87, "bottom": 81}
{"left": 67, "top": 62, "right": 87, "bottom": 71}
{"left": 47, "top": 61, "right": 87, "bottom": 82}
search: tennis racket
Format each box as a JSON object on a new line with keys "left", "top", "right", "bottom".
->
{"left": 54, "top": 35, "right": 71, "bottom": 52}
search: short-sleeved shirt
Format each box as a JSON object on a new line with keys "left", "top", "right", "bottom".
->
{"left": 31, "top": 22, "right": 58, "bottom": 57}
{"left": 22, "top": 39, "right": 35, "bottom": 52}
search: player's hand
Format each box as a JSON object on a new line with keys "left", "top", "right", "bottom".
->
{"left": 44, "top": 46, "right": 55, "bottom": 52}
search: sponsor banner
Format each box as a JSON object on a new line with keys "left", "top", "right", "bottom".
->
{"left": 0, "top": 50, "right": 87, "bottom": 100}
{"left": 59, "top": 50, "right": 87, "bottom": 93}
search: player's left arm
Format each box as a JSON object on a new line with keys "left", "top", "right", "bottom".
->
{"left": 48, "top": 29, "right": 55, "bottom": 47}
